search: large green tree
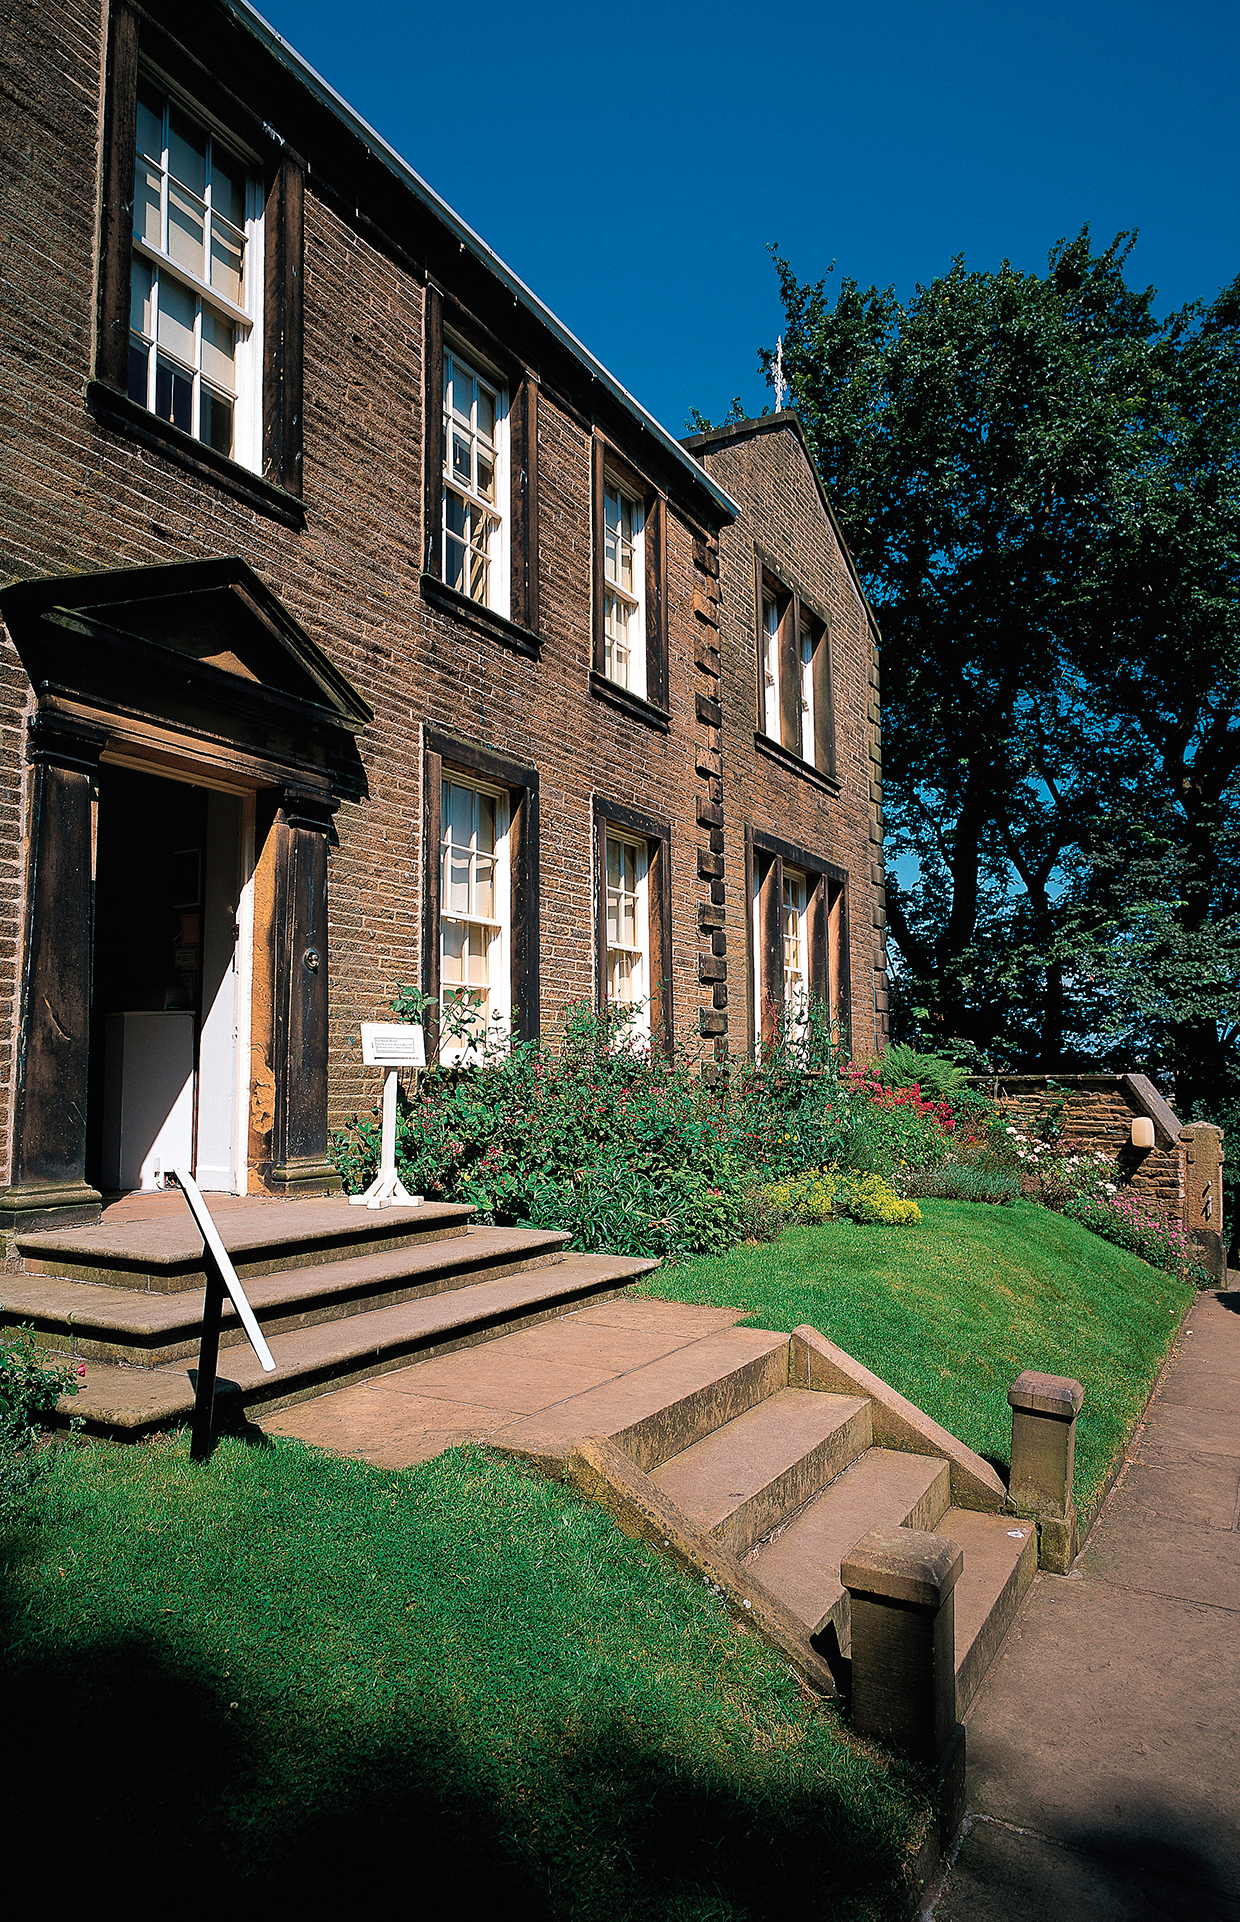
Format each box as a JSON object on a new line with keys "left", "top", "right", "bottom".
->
{"left": 765, "top": 231, "right": 1240, "bottom": 1110}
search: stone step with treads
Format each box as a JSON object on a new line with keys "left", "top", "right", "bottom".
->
{"left": 492, "top": 1325, "right": 792, "bottom": 1471}
{"left": 1, "top": 1223, "right": 571, "bottom": 1365}
{"left": 52, "top": 1251, "right": 656, "bottom": 1437}
{"left": 14, "top": 1195, "right": 475, "bottom": 1293}
{"left": 935, "top": 1505, "right": 1037, "bottom": 1718}
{"left": 747, "top": 1446, "right": 953, "bottom": 1645}
{"left": 650, "top": 1388, "right": 872, "bottom": 1557}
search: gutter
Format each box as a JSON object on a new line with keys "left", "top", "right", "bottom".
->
{"left": 219, "top": 0, "right": 740, "bottom": 527}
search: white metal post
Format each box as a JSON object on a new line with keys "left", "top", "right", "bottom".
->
{"left": 349, "top": 1064, "right": 423, "bottom": 1209}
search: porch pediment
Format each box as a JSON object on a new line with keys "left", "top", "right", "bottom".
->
{"left": 0, "top": 557, "right": 373, "bottom": 737}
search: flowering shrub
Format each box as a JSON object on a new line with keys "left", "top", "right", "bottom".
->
{"left": 761, "top": 1166, "right": 921, "bottom": 1226}
{"left": 1065, "top": 1189, "right": 1210, "bottom": 1284}
{"left": 1000, "top": 1129, "right": 1119, "bottom": 1210}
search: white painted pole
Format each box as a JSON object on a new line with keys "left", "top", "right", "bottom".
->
{"left": 175, "top": 1164, "right": 276, "bottom": 1373}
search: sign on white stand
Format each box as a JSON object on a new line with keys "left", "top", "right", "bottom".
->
{"left": 349, "top": 1023, "right": 426, "bottom": 1210}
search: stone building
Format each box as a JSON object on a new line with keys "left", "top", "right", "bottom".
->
{"left": 0, "top": 0, "right": 884, "bottom": 1230}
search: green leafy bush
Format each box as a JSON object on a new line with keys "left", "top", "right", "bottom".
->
{"left": 904, "top": 1163, "right": 1021, "bottom": 1204}
{"left": 761, "top": 1166, "right": 922, "bottom": 1225}
{"left": 872, "top": 1043, "right": 972, "bottom": 1102}
{"left": 0, "top": 1326, "right": 79, "bottom": 1527}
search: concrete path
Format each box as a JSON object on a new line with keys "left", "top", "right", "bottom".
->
{"left": 260, "top": 1295, "right": 744, "bottom": 1466}
{"left": 931, "top": 1284, "right": 1240, "bottom": 1921}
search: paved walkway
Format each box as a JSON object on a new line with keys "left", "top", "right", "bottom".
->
{"left": 931, "top": 1283, "right": 1240, "bottom": 1921}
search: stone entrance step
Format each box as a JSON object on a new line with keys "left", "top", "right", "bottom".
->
{"left": 44, "top": 1251, "right": 656, "bottom": 1437}
{"left": 3, "top": 1222, "right": 572, "bottom": 1365}
{"left": 14, "top": 1195, "right": 475, "bottom": 1293}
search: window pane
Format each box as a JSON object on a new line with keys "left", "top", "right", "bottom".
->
{"left": 444, "top": 537, "right": 466, "bottom": 593}
{"left": 466, "top": 924, "right": 489, "bottom": 987}
{"left": 473, "top": 855, "right": 494, "bottom": 922}
{"left": 127, "top": 337, "right": 149, "bottom": 408}
{"left": 441, "top": 919, "right": 465, "bottom": 984}
{"left": 606, "top": 840, "right": 620, "bottom": 890}
{"left": 168, "top": 179, "right": 206, "bottom": 277}
{"left": 451, "top": 431, "right": 471, "bottom": 485}
{"left": 211, "top": 151, "right": 247, "bottom": 229}
{"left": 201, "top": 309, "right": 235, "bottom": 390}
{"left": 130, "top": 256, "right": 153, "bottom": 339}
{"left": 168, "top": 105, "right": 207, "bottom": 197}
{"left": 155, "top": 355, "right": 192, "bottom": 433}
{"left": 136, "top": 84, "right": 163, "bottom": 163}
{"left": 135, "top": 160, "right": 162, "bottom": 248}
{"left": 445, "top": 490, "right": 467, "bottom": 539}
{"left": 201, "top": 388, "right": 233, "bottom": 457}
{"left": 476, "top": 792, "right": 495, "bottom": 855}
{"left": 157, "top": 276, "right": 195, "bottom": 365}
{"left": 622, "top": 844, "right": 637, "bottom": 892}
{"left": 476, "top": 450, "right": 494, "bottom": 502}
{"left": 210, "top": 217, "right": 244, "bottom": 303}
{"left": 477, "top": 385, "right": 495, "bottom": 440}
{"left": 448, "top": 781, "right": 472, "bottom": 849}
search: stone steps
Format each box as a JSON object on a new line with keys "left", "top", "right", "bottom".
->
{"left": 2, "top": 1223, "right": 572, "bottom": 1365}
{"left": 651, "top": 1388, "right": 872, "bottom": 1557}
{"left": 49, "top": 1250, "right": 656, "bottom": 1437}
{"left": 14, "top": 1195, "right": 475, "bottom": 1292}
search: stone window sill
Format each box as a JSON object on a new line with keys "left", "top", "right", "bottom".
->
{"left": 754, "top": 730, "right": 840, "bottom": 795}
{"left": 86, "top": 382, "right": 305, "bottom": 530}
{"left": 419, "top": 574, "right": 541, "bottom": 660}
{"left": 589, "top": 670, "right": 671, "bottom": 733}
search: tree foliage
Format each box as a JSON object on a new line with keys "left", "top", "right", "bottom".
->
{"left": 766, "top": 230, "right": 1240, "bottom": 1119}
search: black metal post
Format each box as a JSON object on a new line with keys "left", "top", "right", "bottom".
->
{"left": 191, "top": 1252, "right": 226, "bottom": 1462}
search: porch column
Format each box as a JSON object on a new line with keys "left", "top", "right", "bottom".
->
{"left": 0, "top": 715, "right": 106, "bottom": 1229}
{"left": 268, "top": 783, "right": 341, "bottom": 1196}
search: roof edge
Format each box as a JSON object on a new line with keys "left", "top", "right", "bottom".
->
{"left": 216, "top": 0, "right": 739, "bottom": 528}
{"left": 682, "top": 413, "right": 882, "bottom": 644}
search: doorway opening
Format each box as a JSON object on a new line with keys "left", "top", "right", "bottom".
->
{"left": 88, "top": 763, "right": 255, "bottom": 1195}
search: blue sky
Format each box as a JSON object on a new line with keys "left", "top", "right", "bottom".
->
{"left": 254, "top": 0, "right": 1238, "bottom": 440}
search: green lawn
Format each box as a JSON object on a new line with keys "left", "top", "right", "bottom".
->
{"left": 3, "top": 1433, "right": 926, "bottom": 1920}
{"left": 643, "top": 1200, "right": 1194, "bottom": 1522}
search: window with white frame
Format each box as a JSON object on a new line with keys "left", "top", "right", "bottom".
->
{"left": 782, "top": 868, "right": 809, "bottom": 1025}
{"left": 440, "top": 776, "right": 509, "bottom": 1059}
{"left": 443, "top": 349, "right": 508, "bottom": 614}
{"left": 605, "top": 831, "right": 650, "bottom": 1040}
{"left": 603, "top": 479, "right": 645, "bottom": 696}
{"left": 762, "top": 590, "right": 780, "bottom": 737}
{"left": 128, "top": 80, "right": 262, "bottom": 469}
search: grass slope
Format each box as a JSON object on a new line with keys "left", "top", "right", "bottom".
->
{"left": 643, "top": 1201, "right": 1193, "bottom": 1521}
{"left": 2, "top": 1434, "right": 926, "bottom": 1920}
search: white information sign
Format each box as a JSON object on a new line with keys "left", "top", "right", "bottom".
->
{"left": 350, "top": 1021, "right": 426, "bottom": 1210}
{"left": 361, "top": 1023, "right": 426, "bottom": 1069}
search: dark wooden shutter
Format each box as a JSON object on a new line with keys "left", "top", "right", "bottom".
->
{"left": 808, "top": 873, "right": 829, "bottom": 1012}
{"left": 95, "top": 2, "right": 140, "bottom": 395}
{"left": 423, "top": 285, "right": 444, "bottom": 579}
{"left": 757, "top": 852, "right": 783, "bottom": 1057}
{"left": 779, "top": 597, "right": 801, "bottom": 755}
{"left": 263, "top": 154, "right": 304, "bottom": 497}
{"left": 509, "top": 779, "right": 540, "bottom": 1043}
{"left": 510, "top": 374, "right": 539, "bottom": 632}
{"left": 591, "top": 431, "right": 607, "bottom": 673}
{"left": 421, "top": 748, "right": 442, "bottom": 1059}
{"left": 644, "top": 494, "right": 667, "bottom": 709}
{"left": 648, "top": 828, "right": 674, "bottom": 1056}
{"left": 813, "top": 621, "right": 835, "bottom": 775}
{"left": 829, "top": 877, "right": 850, "bottom": 1046}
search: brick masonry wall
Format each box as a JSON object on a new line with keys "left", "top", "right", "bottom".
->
{"left": 0, "top": 0, "right": 812, "bottom": 1183}
{"left": 991, "top": 1079, "right": 1187, "bottom": 1224}
{"left": 693, "top": 419, "right": 884, "bottom": 1061}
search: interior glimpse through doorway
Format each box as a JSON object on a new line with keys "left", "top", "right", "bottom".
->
{"left": 88, "top": 762, "right": 254, "bottom": 1195}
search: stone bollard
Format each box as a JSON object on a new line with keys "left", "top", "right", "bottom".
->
{"left": 1008, "top": 1370, "right": 1084, "bottom": 1572}
{"left": 1182, "top": 1122, "right": 1226, "bottom": 1284}
{"left": 842, "top": 1524, "right": 963, "bottom": 1739}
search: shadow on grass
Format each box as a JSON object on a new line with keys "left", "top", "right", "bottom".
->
{"left": 0, "top": 1558, "right": 914, "bottom": 1920}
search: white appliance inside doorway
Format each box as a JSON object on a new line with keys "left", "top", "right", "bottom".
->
{"left": 195, "top": 788, "right": 255, "bottom": 1192}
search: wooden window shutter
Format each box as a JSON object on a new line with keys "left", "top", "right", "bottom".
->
{"left": 644, "top": 494, "right": 667, "bottom": 710}
{"left": 590, "top": 432, "right": 607, "bottom": 674}
{"left": 509, "top": 780, "right": 540, "bottom": 1043}
{"left": 95, "top": 2, "right": 140, "bottom": 394}
{"left": 423, "top": 285, "right": 444, "bottom": 579}
{"left": 757, "top": 852, "right": 783, "bottom": 1057}
{"left": 808, "top": 874, "right": 829, "bottom": 1014}
{"left": 829, "top": 877, "right": 850, "bottom": 1046}
{"left": 648, "top": 828, "right": 674, "bottom": 1056}
{"left": 263, "top": 153, "right": 304, "bottom": 497}
{"left": 421, "top": 748, "right": 443, "bottom": 1060}
{"left": 813, "top": 622, "right": 835, "bottom": 775}
{"left": 779, "top": 596, "right": 801, "bottom": 755}
{"left": 510, "top": 375, "right": 539, "bottom": 632}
